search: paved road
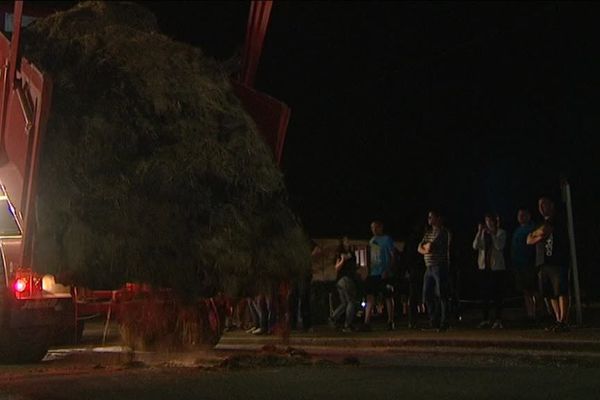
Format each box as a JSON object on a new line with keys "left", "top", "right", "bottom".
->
{"left": 2, "top": 308, "right": 600, "bottom": 400}
{"left": 1, "top": 346, "right": 599, "bottom": 400}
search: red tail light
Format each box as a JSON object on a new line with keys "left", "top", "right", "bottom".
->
{"left": 14, "top": 278, "right": 27, "bottom": 293}
{"left": 12, "top": 270, "right": 43, "bottom": 298}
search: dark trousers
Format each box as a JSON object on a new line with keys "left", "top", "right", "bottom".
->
{"left": 479, "top": 269, "right": 505, "bottom": 321}
{"left": 290, "top": 274, "right": 312, "bottom": 330}
{"left": 408, "top": 267, "right": 424, "bottom": 326}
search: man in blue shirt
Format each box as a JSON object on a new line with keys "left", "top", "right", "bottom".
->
{"left": 511, "top": 208, "right": 538, "bottom": 322}
{"left": 364, "top": 220, "right": 396, "bottom": 330}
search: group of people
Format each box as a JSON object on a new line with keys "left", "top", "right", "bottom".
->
{"left": 224, "top": 241, "right": 320, "bottom": 336}
{"left": 328, "top": 195, "right": 571, "bottom": 333}
{"left": 224, "top": 195, "right": 571, "bottom": 335}
{"left": 469, "top": 196, "right": 570, "bottom": 332}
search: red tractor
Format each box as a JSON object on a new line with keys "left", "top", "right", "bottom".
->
{"left": 0, "top": 0, "right": 288, "bottom": 362}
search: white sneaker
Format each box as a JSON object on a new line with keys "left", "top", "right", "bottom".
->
{"left": 491, "top": 320, "right": 503, "bottom": 329}
{"left": 245, "top": 326, "right": 257, "bottom": 333}
{"left": 251, "top": 327, "right": 265, "bottom": 335}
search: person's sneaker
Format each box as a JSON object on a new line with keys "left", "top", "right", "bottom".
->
{"left": 478, "top": 320, "right": 491, "bottom": 329}
{"left": 545, "top": 322, "right": 560, "bottom": 332}
{"left": 245, "top": 326, "right": 257, "bottom": 334}
{"left": 491, "top": 320, "right": 503, "bottom": 329}
{"left": 341, "top": 326, "right": 353, "bottom": 333}
{"left": 387, "top": 321, "right": 396, "bottom": 331}
{"left": 251, "top": 327, "right": 265, "bottom": 335}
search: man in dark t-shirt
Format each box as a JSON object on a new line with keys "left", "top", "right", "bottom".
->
{"left": 527, "top": 197, "right": 570, "bottom": 331}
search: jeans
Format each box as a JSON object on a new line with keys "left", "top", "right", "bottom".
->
{"left": 247, "top": 297, "right": 260, "bottom": 328}
{"left": 253, "top": 294, "right": 273, "bottom": 331}
{"left": 422, "top": 264, "right": 449, "bottom": 328}
{"left": 331, "top": 276, "right": 357, "bottom": 328}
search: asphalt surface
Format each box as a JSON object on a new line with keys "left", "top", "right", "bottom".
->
{"left": 1, "top": 305, "right": 600, "bottom": 399}
{"left": 2, "top": 345, "right": 600, "bottom": 400}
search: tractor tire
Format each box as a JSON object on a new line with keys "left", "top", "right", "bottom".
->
{"left": 0, "top": 327, "right": 50, "bottom": 364}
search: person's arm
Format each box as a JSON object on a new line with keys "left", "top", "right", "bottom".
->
{"left": 527, "top": 223, "right": 552, "bottom": 245}
{"left": 334, "top": 255, "right": 345, "bottom": 272}
{"left": 418, "top": 238, "right": 430, "bottom": 255}
{"left": 472, "top": 225, "right": 484, "bottom": 250}
{"left": 526, "top": 231, "right": 541, "bottom": 245}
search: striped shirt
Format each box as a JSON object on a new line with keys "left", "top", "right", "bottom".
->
{"left": 420, "top": 227, "right": 449, "bottom": 267}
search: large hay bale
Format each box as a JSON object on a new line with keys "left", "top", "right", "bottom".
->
{"left": 22, "top": 1, "right": 310, "bottom": 299}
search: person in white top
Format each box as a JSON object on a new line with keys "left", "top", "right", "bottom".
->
{"left": 472, "top": 213, "right": 507, "bottom": 329}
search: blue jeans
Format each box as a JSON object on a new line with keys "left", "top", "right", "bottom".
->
{"left": 253, "top": 294, "right": 273, "bottom": 331}
{"left": 422, "top": 264, "right": 449, "bottom": 328}
{"left": 247, "top": 297, "right": 260, "bottom": 328}
{"left": 331, "top": 276, "right": 357, "bottom": 328}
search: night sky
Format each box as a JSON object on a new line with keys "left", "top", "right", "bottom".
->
{"left": 138, "top": 2, "right": 599, "bottom": 239}
{"left": 21, "top": 2, "right": 600, "bottom": 284}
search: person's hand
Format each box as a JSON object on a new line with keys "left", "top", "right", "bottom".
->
{"left": 422, "top": 242, "right": 432, "bottom": 253}
{"left": 531, "top": 225, "right": 548, "bottom": 240}
{"left": 477, "top": 224, "right": 484, "bottom": 233}
{"left": 540, "top": 223, "right": 553, "bottom": 237}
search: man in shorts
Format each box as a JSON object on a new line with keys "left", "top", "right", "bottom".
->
{"left": 511, "top": 208, "right": 539, "bottom": 323}
{"left": 527, "top": 197, "right": 570, "bottom": 331}
{"left": 363, "top": 220, "right": 396, "bottom": 331}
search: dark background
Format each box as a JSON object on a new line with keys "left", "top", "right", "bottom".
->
{"left": 15, "top": 1, "right": 600, "bottom": 297}
{"left": 140, "top": 2, "right": 598, "bottom": 232}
